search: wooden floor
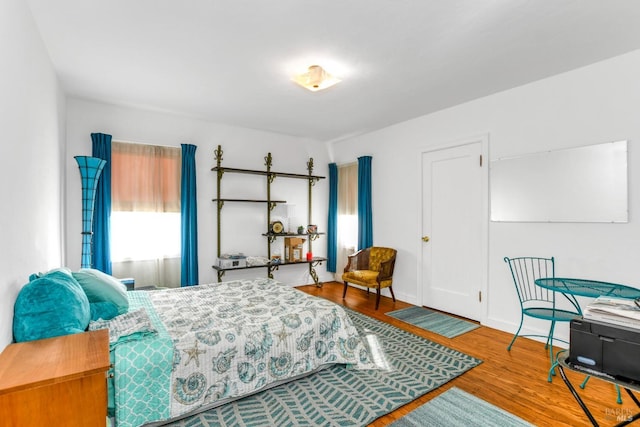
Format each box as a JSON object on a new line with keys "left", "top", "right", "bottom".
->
{"left": 297, "top": 282, "right": 637, "bottom": 427}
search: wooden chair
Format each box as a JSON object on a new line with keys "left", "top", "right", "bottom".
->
{"left": 342, "top": 247, "right": 397, "bottom": 310}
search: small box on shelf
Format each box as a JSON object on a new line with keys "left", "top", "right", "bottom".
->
{"left": 217, "top": 254, "right": 247, "bottom": 269}
{"left": 284, "top": 237, "right": 305, "bottom": 262}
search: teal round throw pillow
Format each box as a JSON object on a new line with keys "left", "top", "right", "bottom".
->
{"left": 13, "top": 270, "right": 91, "bottom": 342}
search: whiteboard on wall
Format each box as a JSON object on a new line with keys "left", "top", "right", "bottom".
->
{"left": 490, "top": 140, "right": 628, "bottom": 222}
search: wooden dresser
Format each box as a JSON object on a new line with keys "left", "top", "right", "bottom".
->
{"left": 0, "top": 329, "right": 110, "bottom": 427}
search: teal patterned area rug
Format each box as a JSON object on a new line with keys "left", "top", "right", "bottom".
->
{"left": 386, "top": 306, "right": 480, "bottom": 338}
{"left": 163, "top": 308, "right": 482, "bottom": 427}
{"left": 389, "top": 387, "right": 534, "bottom": 427}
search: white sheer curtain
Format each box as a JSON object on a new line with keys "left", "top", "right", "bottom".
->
{"left": 110, "top": 142, "right": 181, "bottom": 288}
{"left": 335, "top": 162, "right": 358, "bottom": 282}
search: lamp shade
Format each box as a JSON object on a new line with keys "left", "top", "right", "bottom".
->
{"left": 75, "top": 156, "right": 106, "bottom": 268}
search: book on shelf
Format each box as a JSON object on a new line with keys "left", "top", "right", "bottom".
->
{"left": 583, "top": 296, "right": 640, "bottom": 330}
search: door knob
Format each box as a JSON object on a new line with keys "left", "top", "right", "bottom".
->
{"left": 422, "top": 236, "right": 430, "bottom": 242}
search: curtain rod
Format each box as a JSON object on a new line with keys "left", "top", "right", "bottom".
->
{"left": 113, "top": 139, "right": 186, "bottom": 149}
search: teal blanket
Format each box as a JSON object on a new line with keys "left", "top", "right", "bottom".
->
{"left": 112, "top": 291, "right": 173, "bottom": 427}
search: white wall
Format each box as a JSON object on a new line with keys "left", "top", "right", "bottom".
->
{"left": 330, "top": 49, "right": 640, "bottom": 343}
{"left": 66, "top": 99, "right": 332, "bottom": 287}
{"left": 6, "top": 0, "right": 638, "bottom": 352}
{"left": 0, "top": 0, "right": 65, "bottom": 350}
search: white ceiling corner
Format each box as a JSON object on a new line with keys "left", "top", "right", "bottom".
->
{"left": 25, "top": 0, "right": 640, "bottom": 142}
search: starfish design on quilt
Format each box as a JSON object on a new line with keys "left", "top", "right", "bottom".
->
{"left": 183, "top": 341, "right": 206, "bottom": 367}
{"left": 275, "top": 324, "right": 291, "bottom": 343}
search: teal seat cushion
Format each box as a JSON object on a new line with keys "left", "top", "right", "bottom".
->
{"left": 13, "top": 270, "right": 91, "bottom": 342}
{"left": 72, "top": 268, "right": 129, "bottom": 315}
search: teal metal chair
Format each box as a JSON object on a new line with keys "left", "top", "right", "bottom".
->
{"left": 504, "top": 256, "right": 582, "bottom": 379}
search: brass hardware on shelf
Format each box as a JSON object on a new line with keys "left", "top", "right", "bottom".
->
{"left": 309, "top": 267, "right": 320, "bottom": 287}
{"left": 268, "top": 264, "right": 279, "bottom": 278}
{"left": 214, "top": 145, "right": 223, "bottom": 164}
{"left": 422, "top": 236, "right": 430, "bottom": 242}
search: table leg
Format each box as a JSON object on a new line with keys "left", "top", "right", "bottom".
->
{"left": 557, "top": 364, "right": 599, "bottom": 426}
{"left": 625, "top": 388, "right": 640, "bottom": 409}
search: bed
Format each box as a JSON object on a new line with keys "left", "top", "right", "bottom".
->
{"left": 90, "top": 278, "right": 375, "bottom": 427}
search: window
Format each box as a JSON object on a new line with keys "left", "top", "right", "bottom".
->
{"left": 110, "top": 142, "right": 181, "bottom": 287}
{"left": 335, "top": 162, "right": 358, "bottom": 279}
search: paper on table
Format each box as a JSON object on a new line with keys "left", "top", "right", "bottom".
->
{"left": 583, "top": 296, "right": 640, "bottom": 330}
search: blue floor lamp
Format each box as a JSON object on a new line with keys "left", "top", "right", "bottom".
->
{"left": 74, "top": 156, "right": 106, "bottom": 269}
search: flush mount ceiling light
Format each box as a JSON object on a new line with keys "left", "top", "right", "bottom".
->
{"left": 293, "top": 65, "right": 341, "bottom": 92}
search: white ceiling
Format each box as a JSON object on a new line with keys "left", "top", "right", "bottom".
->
{"left": 26, "top": 0, "right": 640, "bottom": 143}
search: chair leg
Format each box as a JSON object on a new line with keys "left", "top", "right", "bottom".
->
{"left": 375, "top": 287, "right": 381, "bottom": 310}
{"left": 389, "top": 286, "right": 396, "bottom": 302}
{"left": 548, "top": 349, "right": 561, "bottom": 383}
{"left": 546, "top": 321, "right": 559, "bottom": 382}
{"left": 507, "top": 315, "right": 524, "bottom": 351}
{"left": 545, "top": 321, "right": 555, "bottom": 350}
{"left": 548, "top": 358, "right": 558, "bottom": 383}
{"left": 342, "top": 282, "right": 348, "bottom": 299}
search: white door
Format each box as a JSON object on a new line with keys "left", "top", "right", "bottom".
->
{"left": 421, "top": 140, "right": 486, "bottom": 320}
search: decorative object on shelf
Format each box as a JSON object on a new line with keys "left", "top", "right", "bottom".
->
{"left": 297, "top": 225, "right": 305, "bottom": 234}
{"left": 216, "top": 253, "right": 247, "bottom": 269}
{"left": 284, "top": 204, "right": 297, "bottom": 233}
{"left": 307, "top": 224, "right": 318, "bottom": 234}
{"left": 285, "top": 237, "right": 306, "bottom": 262}
{"left": 273, "top": 204, "right": 297, "bottom": 233}
{"left": 269, "top": 220, "right": 284, "bottom": 234}
{"left": 74, "top": 156, "right": 107, "bottom": 269}
{"left": 246, "top": 256, "right": 270, "bottom": 266}
{"left": 270, "top": 248, "right": 282, "bottom": 264}
{"left": 306, "top": 252, "right": 313, "bottom": 261}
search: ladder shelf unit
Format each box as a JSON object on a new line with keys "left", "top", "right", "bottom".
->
{"left": 212, "top": 145, "right": 326, "bottom": 286}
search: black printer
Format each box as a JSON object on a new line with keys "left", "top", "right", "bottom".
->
{"left": 569, "top": 318, "right": 640, "bottom": 383}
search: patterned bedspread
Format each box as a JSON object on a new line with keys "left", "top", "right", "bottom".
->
{"left": 109, "top": 278, "right": 374, "bottom": 427}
